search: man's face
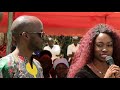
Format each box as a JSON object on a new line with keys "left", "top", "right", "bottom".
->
{"left": 27, "top": 22, "right": 44, "bottom": 52}
{"left": 73, "top": 39, "right": 79, "bottom": 45}
{"left": 48, "top": 40, "right": 54, "bottom": 47}
{"left": 28, "top": 31, "right": 44, "bottom": 52}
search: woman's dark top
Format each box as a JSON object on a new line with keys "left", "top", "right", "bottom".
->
{"left": 74, "top": 65, "right": 99, "bottom": 78}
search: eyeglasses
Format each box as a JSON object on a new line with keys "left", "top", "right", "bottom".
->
{"left": 28, "top": 32, "right": 45, "bottom": 38}
{"left": 20, "top": 31, "right": 45, "bottom": 38}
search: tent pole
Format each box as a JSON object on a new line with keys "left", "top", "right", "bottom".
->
{"left": 6, "top": 12, "right": 13, "bottom": 55}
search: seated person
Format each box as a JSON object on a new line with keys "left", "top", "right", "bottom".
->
{"left": 53, "top": 58, "right": 69, "bottom": 78}
{"left": 33, "top": 50, "right": 53, "bottom": 78}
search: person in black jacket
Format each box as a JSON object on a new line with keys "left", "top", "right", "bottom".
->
{"left": 67, "top": 23, "right": 120, "bottom": 78}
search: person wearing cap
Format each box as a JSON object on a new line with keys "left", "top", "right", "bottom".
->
{"left": 67, "top": 36, "right": 80, "bottom": 65}
{"left": 53, "top": 58, "right": 69, "bottom": 78}
{"left": 43, "top": 37, "right": 61, "bottom": 63}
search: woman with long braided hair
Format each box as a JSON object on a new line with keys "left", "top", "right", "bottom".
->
{"left": 67, "top": 24, "right": 120, "bottom": 78}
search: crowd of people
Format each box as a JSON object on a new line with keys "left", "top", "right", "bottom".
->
{"left": 0, "top": 15, "right": 120, "bottom": 78}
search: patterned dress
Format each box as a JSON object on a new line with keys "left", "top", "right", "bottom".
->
{"left": 0, "top": 53, "right": 44, "bottom": 78}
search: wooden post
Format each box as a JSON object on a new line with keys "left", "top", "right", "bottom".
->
{"left": 6, "top": 12, "right": 13, "bottom": 54}
{"left": 0, "top": 12, "right": 3, "bottom": 22}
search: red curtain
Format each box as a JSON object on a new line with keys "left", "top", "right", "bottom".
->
{"left": 1, "top": 12, "right": 120, "bottom": 36}
{"left": 0, "top": 12, "right": 8, "bottom": 33}
{"left": 14, "top": 12, "right": 109, "bottom": 36}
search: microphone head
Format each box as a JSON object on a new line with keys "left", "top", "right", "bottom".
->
{"left": 105, "top": 56, "right": 114, "bottom": 66}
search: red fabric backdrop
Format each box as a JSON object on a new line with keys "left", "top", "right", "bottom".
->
{"left": 13, "top": 12, "right": 108, "bottom": 36}
{"left": 0, "top": 12, "right": 8, "bottom": 33}
{"left": 1, "top": 12, "right": 120, "bottom": 36}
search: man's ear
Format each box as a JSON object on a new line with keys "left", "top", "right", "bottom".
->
{"left": 12, "top": 36, "right": 16, "bottom": 42}
{"left": 12, "top": 36, "right": 17, "bottom": 45}
{"left": 22, "top": 32, "right": 29, "bottom": 39}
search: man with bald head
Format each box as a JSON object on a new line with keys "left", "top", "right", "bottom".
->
{"left": 0, "top": 15, "right": 44, "bottom": 78}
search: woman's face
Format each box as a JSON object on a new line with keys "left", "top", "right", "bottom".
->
{"left": 55, "top": 63, "right": 69, "bottom": 78}
{"left": 94, "top": 33, "right": 113, "bottom": 62}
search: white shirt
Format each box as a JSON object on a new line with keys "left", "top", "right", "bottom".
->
{"left": 67, "top": 43, "right": 79, "bottom": 61}
{"left": 43, "top": 45, "right": 61, "bottom": 62}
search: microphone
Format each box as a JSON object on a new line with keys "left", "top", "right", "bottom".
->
{"left": 105, "top": 56, "right": 115, "bottom": 66}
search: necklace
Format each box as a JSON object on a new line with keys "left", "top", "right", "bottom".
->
{"left": 88, "top": 63, "right": 105, "bottom": 76}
